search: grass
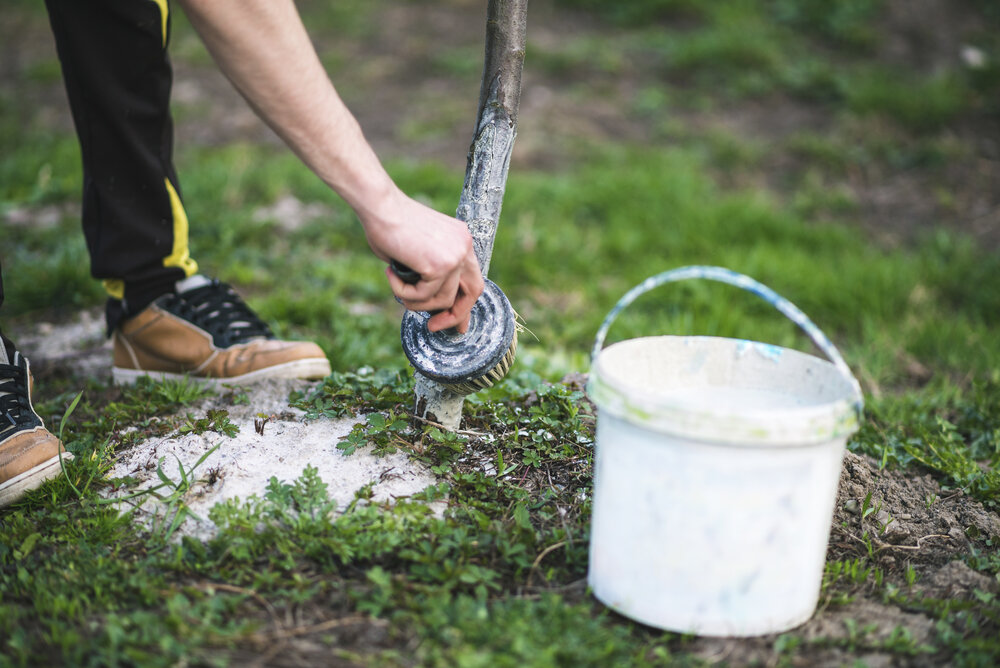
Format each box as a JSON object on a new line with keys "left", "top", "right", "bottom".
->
{"left": 3, "top": 374, "right": 999, "bottom": 665}
{"left": 2, "top": 0, "right": 999, "bottom": 665}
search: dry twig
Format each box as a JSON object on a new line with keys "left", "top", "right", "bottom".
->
{"left": 194, "top": 581, "right": 283, "bottom": 632}
{"left": 836, "top": 526, "right": 952, "bottom": 554}
{"left": 248, "top": 615, "right": 379, "bottom": 643}
{"left": 527, "top": 541, "right": 567, "bottom": 586}
{"left": 410, "top": 414, "right": 484, "bottom": 437}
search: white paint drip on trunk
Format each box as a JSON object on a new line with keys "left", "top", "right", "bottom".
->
{"left": 414, "top": 373, "right": 463, "bottom": 430}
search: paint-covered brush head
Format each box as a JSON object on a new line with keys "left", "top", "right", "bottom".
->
{"left": 400, "top": 278, "right": 517, "bottom": 395}
{"left": 393, "top": 262, "right": 517, "bottom": 395}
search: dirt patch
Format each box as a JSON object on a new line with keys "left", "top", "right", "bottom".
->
{"left": 224, "top": 621, "right": 395, "bottom": 668}
{"left": 680, "top": 598, "right": 937, "bottom": 667}
{"left": 11, "top": 307, "right": 111, "bottom": 382}
{"left": 831, "top": 451, "right": 1000, "bottom": 574}
{"left": 251, "top": 195, "right": 334, "bottom": 233}
{"left": 878, "top": 0, "right": 986, "bottom": 73}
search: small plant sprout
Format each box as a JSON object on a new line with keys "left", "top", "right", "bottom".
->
{"left": 57, "top": 390, "right": 84, "bottom": 498}
{"left": 860, "top": 490, "right": 876, "bottom": 521}
{"left": 254, "top": 413, "right": 272, "bottom": 435}
{"left": 877, "top": 510, "right": 894, "bottom": 535}
{"left": 105, "top": 442, "right": 223, "bottom": 544}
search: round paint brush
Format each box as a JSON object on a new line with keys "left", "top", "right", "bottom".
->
{"left": 391, "top": 260, "right": 517, "bottom": 395}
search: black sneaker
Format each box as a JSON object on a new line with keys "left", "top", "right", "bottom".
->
{"left": 0, "top": 343, "right": 72, "bottom": 508}
{"left": 111, "top": 275, "right": 331, "bottom": 386}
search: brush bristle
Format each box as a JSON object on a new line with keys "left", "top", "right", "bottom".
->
{"left": 443, "top": 329, "right": 518, "bottom": 395}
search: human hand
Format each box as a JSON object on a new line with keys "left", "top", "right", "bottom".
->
{"left": 360, "top": 188, "right": 484, "bottom": 333}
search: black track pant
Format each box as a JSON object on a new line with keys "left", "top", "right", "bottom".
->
{"left": 0, "top": 0, "right": 198, "bottom": 339}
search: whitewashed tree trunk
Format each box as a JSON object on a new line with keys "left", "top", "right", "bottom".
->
{"left": 413, "top": 0, "right": 528, "bottom": 430}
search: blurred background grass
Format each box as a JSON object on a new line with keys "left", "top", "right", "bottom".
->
{"left": 1, "top": 0, "right": 998, "bottom": 395}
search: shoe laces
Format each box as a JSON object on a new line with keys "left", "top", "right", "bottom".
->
{"left": 160, "top": 280, "right": 274, "bottom": 348}
{"left": 0, "top": 352, "right": 42, "bottom": 439}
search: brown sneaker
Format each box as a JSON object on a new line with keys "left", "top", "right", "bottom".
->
{"left": 112, "top": 276, "right": 332, "bottom": 386}
{"left": 0, "top": 346, "right": 73, "bottom": 508}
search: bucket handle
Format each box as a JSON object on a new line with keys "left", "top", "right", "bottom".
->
{"left": 591, "top": 266, "right": 864, "bottom": 415}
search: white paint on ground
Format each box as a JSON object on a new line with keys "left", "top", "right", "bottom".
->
{"left": 104, "top": 380, "right": 445, "bottom": 541}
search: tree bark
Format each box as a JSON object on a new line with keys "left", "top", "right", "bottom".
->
{"left": 413, "top": 0, "right": 528, "bottom": 429}
{"left": 458, "top": 0, "right": 528, "bottom": 278}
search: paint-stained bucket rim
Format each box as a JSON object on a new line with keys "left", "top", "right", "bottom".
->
{"left": 586, "top": 266, "right": 864, "bottom": 448}
{"left": 588, "top": 335, "right": 861, "bottom": 447}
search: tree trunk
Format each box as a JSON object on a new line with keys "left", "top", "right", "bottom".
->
{"left": 413, "top": 0, "right": 528, "bottom": 429}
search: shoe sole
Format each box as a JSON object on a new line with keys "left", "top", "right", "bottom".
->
{"left": 111, "top": 358, "right": 332, "bottom": 388}
{"left": 0, "top": 451, "right": 75, "bottom": 509}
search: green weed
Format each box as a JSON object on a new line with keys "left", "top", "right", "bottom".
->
{"left": 769, "top": 0, "right": 883, "bottom": 50}
{"left": 844, "top": 69, "right": 969, "bottom": 133}
{"left": 822, "top": 557, "right": 884, "bottom": 606}
{"left": 337, "top": 409, "right": 411, "bottom": 456}
{"left": 852, "top": 379, "right": 1000, "bottom": 508}
{"left": 144, "top": 442, "right": 225, "bottom": 543}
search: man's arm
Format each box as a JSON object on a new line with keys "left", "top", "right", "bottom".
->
{"left": 176, "top": 0, "right": 483, "bottom": 333}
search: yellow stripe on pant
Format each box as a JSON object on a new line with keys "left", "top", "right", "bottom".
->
{"left": 103, "top": 279, "right": 125, "bottom": 300}
{"left": 151, "top": 0, "right": 168, "bottom": 48}
{"left": 162, "top": 178, "right": 199, "bottom": 277}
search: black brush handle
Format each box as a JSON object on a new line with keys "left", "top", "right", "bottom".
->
{"left": 390, "top": 259, "right": 448, "bottom": 318}
{"left": 390, "top": 259, "right": 422, "bottom": 285}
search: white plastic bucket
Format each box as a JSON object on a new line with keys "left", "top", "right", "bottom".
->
{"left": 586, "top": 266, "right": 863, "bottom": 637}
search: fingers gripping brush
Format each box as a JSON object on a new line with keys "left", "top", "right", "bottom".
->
{"left": 391, "top": 260, "right": 517, "bottom": 395}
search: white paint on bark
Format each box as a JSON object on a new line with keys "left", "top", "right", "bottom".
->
{"left": 413, "top": 0, "right": 527, "bottom": 430}
{"left": 414, "top": 373, "right": 464, "bottom": 430}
